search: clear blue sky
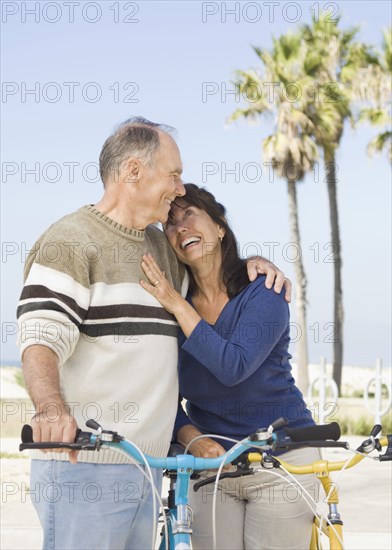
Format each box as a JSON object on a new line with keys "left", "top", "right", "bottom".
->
{"left": 1, "top": 0, "right": 391, "bottom": 367}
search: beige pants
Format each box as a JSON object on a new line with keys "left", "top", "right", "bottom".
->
{"left": 188, "top": 447, "right": 321, "bottom": 550}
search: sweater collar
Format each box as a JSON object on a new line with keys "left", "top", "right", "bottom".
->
{"left": 83, "top": 205, "right": 146, "bottom": 241}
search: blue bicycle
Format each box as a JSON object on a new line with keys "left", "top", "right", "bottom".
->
{"left": 20, "top": 418, "right": 391, "bottom": 549}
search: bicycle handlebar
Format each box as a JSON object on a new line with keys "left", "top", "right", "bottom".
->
{"left": 19, "top": 418, "right": 348, "bottom": 461}
{"left": 20, "top": 419, "right": 392, "bottom": 473}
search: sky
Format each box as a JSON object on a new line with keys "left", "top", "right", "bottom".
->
{"left": 1, "top": 0, "right": 391, "bottom": 368}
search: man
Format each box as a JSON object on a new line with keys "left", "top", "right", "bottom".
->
{"left": 17, "top": 117, "right": 290, "bottom": 549}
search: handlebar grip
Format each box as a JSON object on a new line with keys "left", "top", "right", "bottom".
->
{"left": 19, "top": 425, "right": 95, "bottom": 452}
{"left": 285, "top": 422, "right": 341, "bottom": 442}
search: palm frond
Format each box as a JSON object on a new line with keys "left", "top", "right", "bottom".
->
{"left": 367, "top": 131, "right": 392, "bottom": 163}
{"left": 358, "top": 108, "right": 391, "bottom": 126}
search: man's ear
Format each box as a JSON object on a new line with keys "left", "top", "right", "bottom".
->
{"left": 123, "top": 158, "right": 141, "bottom": 183}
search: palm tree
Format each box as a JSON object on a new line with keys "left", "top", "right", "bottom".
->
{"left": 230, "top": 33, "right": 319, "bottom": 394}
{"left": 353, "top": 28, "right": 392, "bottom": 162}
{"left": 231, "top": 14, "right": 385, "bottom": 392}
{"left": 301, "top": 14, "right": 383, "bottom": 390}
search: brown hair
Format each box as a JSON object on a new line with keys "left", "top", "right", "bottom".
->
{"left": 168, "top": 184, "right": 249, "bottom": 299}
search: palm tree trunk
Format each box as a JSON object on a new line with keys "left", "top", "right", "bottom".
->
{"left": 287, "top": 179, "right": 309, "bottom": 394}
{"left": 324, "top": 149, "right": 344, "bottom": 392}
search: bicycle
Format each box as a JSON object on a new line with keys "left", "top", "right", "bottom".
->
{"left": 20, "top": 418, "right": 392, "bottom": 550}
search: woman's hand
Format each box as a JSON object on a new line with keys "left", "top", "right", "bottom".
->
{"left": 176, "top": 424, "right": 232, "bottom": 471}
{"left": 187, "top": 437, "right": 228, "bottom": 459}
{"left": 140, "top": 253, "right": 185, "bottom": 314}
{"left": 140, "top": 254, "right": 202, "bottom": 336}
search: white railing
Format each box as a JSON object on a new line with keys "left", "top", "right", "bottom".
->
{"left": 307, "top": 357, "right": 391, "bottom": 427}
{"left": 364, "top": 358, "right": 392, "bottom": 428}
{"left": 307, "top": 357, "right": 339, "bottom": 424}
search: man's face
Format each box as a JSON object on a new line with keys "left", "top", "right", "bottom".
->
{"left": 142, "top": 133, "right": 185, "bottom": 225}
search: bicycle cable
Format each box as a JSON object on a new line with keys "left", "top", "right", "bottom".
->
{"left": 252, "top": 467, "right": 325, "bottom": 540}
{"left": 278, "top": 460, "right": 345, "bottom": 549}
{"left": 212, "top": 438, "right": 249, "bottom": 550}
{"left": 187, "top": 433, "right": 345, "bottom": 550}
{"left": 179, "top": 432, "right": 248, "bottom": 549}
{"left": 114, "top": 442, "right": 168, "bottom": 549}
{"left": 184, "top": 433, "right": 246, "bottom": 455}
{"left": 316, "top": 443, "right": 381, "bottom": 549}
{"left": 180, "top": 431, "right": 379, "bottom": 549}
{"left": 314, "top": 441, "right": 382, "bottom": 549}
{"left": 350, "top": 448, "right": 380, "bottom": 460}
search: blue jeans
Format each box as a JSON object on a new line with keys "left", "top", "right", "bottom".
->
{"left": 30, "top": 459, "right": 162, "bottom": 550}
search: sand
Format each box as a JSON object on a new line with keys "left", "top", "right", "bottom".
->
{"left": 1, "top": 366, "right": 391, "bottom": 549}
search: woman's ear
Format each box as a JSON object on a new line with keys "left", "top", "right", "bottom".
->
{"left": 218, "top": 226, "right": 226, "bottom": 242}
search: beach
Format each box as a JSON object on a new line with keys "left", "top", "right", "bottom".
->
{"left": 1, "top": 365, "right": 391, "bottom": 549}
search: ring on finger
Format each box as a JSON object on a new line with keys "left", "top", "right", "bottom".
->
{"left": 153, "top": 280, "right": 159, "bottom": 286}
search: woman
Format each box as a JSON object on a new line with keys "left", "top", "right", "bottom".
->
{"left": 140, "top": 184, "right": 319, "bottom": 550}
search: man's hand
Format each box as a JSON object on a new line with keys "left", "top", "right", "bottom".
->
{"left": 246, "top": 256, "right": 292, "bottom": 302}
{"left": 31, "top": 405, "right": 79, "bottom": 464}
{"left": 22, "top": 345, "right": 79, "bottom": 463}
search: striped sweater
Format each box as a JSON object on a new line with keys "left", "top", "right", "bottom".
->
{"left": 17, "top": 205, "right": 187, "bottom": 463}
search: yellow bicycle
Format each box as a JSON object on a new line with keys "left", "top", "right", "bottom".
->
{"left": 193, "top": 423, "right": 391, "bottom": 550}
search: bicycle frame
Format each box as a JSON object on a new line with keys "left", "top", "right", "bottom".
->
{"left": 90, "top": 434, "right": 273, "bottom": 550}
{"left": 249, "top": 436, "right": 390, "bottom": 550}
{"left": 86, "top": 435, "right": 389, "bottom": 550}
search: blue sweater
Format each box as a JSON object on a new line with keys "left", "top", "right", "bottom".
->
{"left": 174, "top": 276, "right": 314, "bottom": 449}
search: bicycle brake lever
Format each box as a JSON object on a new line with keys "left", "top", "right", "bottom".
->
{"left": 193, "top": 468, "right": 254, "bottom": 493}
{"left": 275, "top": 440, "right": 350, "bottom": 451}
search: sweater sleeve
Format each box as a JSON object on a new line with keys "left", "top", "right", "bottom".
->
{"left": 17, "top": 238, "right": 90, "bottom": 365}
{"left": 181, "top": 281, "right": 289, "bottom": 387}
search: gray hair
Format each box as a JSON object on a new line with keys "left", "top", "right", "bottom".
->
{"left": 99, "top": 117, "right": 176, "bottom": 186}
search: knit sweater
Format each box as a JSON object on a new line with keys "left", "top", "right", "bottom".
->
{"left": 17, "top": 205, "right": 187, "bottom": 463}
{"left": 174, "top": 277, "right": 314, "bottom": 449}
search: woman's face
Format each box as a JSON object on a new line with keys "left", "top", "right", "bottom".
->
{"left": 164, "top": 202, "right": 224, "bottom": 267}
